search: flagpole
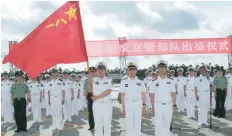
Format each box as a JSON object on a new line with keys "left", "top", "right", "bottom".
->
{"left": 86, "top": 60, "right": 94, "bottom": 96}
{"left": 77, "top": 1, "right": 94, "bottom": 96}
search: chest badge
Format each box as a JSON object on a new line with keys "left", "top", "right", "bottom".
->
{"left": 95, "top": 81, "right": 99, "bottom": 85}
{"left": 136, "top": 83, "right": 141, "bottom": 86}
{"left": 125, "top": 84, "right": 128, "bottom": 87}
{"left": 58, "top": 83, "right": 61, "bottom": 85}
{"left": 167, "top": 82, "right": 171, "bottom": 84}
{"left": 156, "top": 83, "right": 159, "bottom": 86}
{"left": 103, "top": 82, "right": 109, "bottom": 84}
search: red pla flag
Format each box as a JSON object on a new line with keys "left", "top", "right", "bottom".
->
{"left": 3, "top": 1, "right": 88, "bottom": 78}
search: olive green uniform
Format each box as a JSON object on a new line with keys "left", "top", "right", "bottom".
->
{"left": 10, "top": 83, "right": 29, "bottom": 131}
{"left": 84, "top": 79, "right": 95, "bottom": 129}
{"left": 213, "top": 77, "right": 228, "bottom": 117}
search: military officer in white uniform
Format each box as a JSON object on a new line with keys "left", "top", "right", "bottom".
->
{"left": 175, "top": 68, "right": 186, "bottom": 112}
{"left": 1, "top": 71, "right": 14, "bottom": 124}
{"left": 91, "top": 62, "right": 113, "bottom": 136}
{"left": 62, "top": 69, "right": 74, "bottom": 122}
{"left": 77, "top": 74, "right": 86, "bottom": 111}
{"left": 184, "top": 67, "right": 197, "bottom": 119}
{"left": 150, "top": 60, "right": 177, "bottom": 136}
{"left": 71, "top": 74, "right": 80, "bottom": 116}
{"left": 144, "top": 69, "right": 152, "bottom": 109}
{"left": 48, "top": 67, "right": 65, "bottom": 131}
{"left": 120, "top": 62, "right": 146, "bottom": 136}
{"left": 44, "top": 74, "right": 51, "bottom": 116}
{"left": 225, "top": 66, "right": 232, "bottom": 111}
{"left": 194, "top": 64, "right": 211, "bottom": 127}
{"left": 29, "top": 77, "right": 43, "bottom": 123}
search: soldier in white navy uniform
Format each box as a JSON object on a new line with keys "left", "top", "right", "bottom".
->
{"left": 44, "top": 74, "right": 52, "bottom": 116}
{"left": 184, "top": 67, "right": 197, "bottom": 119}
{"left": 175, "top": 68, "right": 186, "bottom": 112}
{"left": 225, "top": 66, "right": 232, "bottom": 111}
{"left": 144, "top": 69, "right": 152, "bottom": 110}
{"left": 62, "top": 69, "right": 74, "bottom": 122}
{"left": 29, "top": 77, "right": 43, "bottom": 123}
{"left": 194, "top": 64, "right": 211, "bottom": 127}
{"left": 150, "top": 60, "right": 177, "bottom": 136}
{"left": 1, "top": 71, "right": 14, "bottom": 124}
{"left": 48, "top": 67, "right": 65, "bottom": 131}
{"left": 91, "top": 62, "right": 113, "bottom": 136}
{"left": 71, "top": 74, "right": 80, "bottom": 116}
{"left": 120, "top": 62, "right": 146, "bottom": 136}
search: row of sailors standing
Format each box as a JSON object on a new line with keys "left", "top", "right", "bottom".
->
{"left": 144, "top": 64, "right": 232, "bottom": 129}
{"left": 1, "top": 69, "right": 88, "bottom": 132}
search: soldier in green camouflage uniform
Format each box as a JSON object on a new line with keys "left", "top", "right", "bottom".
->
{"left": 10, "top": 71, "right": 30, "bottom": 133}
{"left": 213, "top": 68, "right": 228, "bottom": 118}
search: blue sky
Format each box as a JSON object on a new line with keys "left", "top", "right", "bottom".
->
{"left": 1, "top": 1, "right": 232, "bottom": 71}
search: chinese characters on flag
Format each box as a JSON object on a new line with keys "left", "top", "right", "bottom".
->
{"left": 86, "top": 38, "right": 232, "bottom": 57}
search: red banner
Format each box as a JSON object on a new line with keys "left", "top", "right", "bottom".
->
{"left": 86, "top": 38, "right": 232, "bottom": 57}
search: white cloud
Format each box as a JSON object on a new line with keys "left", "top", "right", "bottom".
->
{"left": 1, "top": 1, "right": 232, "bottom": 72}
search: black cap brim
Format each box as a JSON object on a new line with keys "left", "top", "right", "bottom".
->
{"left": 157, "top": 63, "right": 167, "bottom": 68}
{"left": 128, "top": 65, "right": 137, "bottom": 69}
{"left": 97, "top": 65, "right": 106, "bottom": 70}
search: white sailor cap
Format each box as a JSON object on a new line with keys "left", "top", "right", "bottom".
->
{"left": 96, "top": 62, "right": 107, "bottom": 69}
{"left": 156, "top": 60, "right": 168, "bottom": 68}
{"left": 177, "top": 68, "right": 184, "bottom": 72}
{"left": 63, "top": 69, "right": 69, "bottom": 74}
{"left": 77, "top": 74, "right": 82, "bottom": 77}
{"left": 127, "top": 62, "right": 137, "bottom": 69}
{"left": 51, "top": 67, "right": 58, "bottom": 72}
{"left": 45, "top": 74, "right": 51, "bottom": 78}
{"left": 71, "top": 73, "right": 77, "bottom": 77}
{"left": 188, "top": 67, "right": 194, "bottom": 71}
{"left": 147, "top": 68, "right": 153, "bottom": 73}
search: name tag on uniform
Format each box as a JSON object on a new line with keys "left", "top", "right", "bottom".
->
{"left": 167, "top": 82, "right": 171, "bottom": 84}
{"left": 36, "top": 85, "right": 40, "bottom": 87}
{"left": 103, "top": 82, "right": 108, "bottom": 84}
{"left": 75, "top": 84, "right": 78, "bottom": 86}
{"left": 7, "top": 83, "right": 11, "bottom": 85}
{"left": 95, "top": 81, "right": 99, "bottom": 85}
{"left": 50, "top": 84, "right": 52, "bottom": 86}
{"left": 67, "top": 83, "right": 70, "bottom": 84}
{"left": 156, "top": 83, "right": 159, "bottom": 86}
{"left": 125, "top": 84, "right": 128, "bottom": 87}
{"left": 58, "top": 83, "right": 61, "bottom": 85}
{"left": 136, "top": 83, "right": 141, "bottom": 86}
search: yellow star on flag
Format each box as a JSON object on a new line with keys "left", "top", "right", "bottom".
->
{"left": 64, "top": 6, "right": 77, "bottom": 20}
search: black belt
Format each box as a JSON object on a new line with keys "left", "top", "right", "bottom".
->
{"left": 216, "top": 88, "right": 225, "bottom": 91}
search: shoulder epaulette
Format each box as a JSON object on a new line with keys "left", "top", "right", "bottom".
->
{"left": 122, "top": 77, "right": 128, "bottom": 80}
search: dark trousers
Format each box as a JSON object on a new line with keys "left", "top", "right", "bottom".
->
{"left": 87, "top": 93, "right": 94, "bottom": 128}
{"left": 14, "top": 98, "right": 27, "bottom": 130}
{"left": 214, "top": 89, "right": 226, "bottom": 117}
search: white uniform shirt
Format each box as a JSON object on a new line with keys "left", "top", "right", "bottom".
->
{"left": 29, "top": 82, "right": 42, "bottom": 95}
{"left": 185, "top": 76, "right": 197, "bottom": 91}
{"left": 209, "top": 76, "right": 215, "bottom": 85}
{"left": 1, "top": 80, "right": 13, "bottom": 95}
{"left": 194, "top": 75, "right": 211, "bottom": 91}
{"left": 150, "top": 77, "right": 175, "bottom": 103}
{"left": 225, "top": 74, "right": 232, "bottom": 86}
{"left": 119, "top": 77, "right": 146, "bottom": 101}
{"left": 44, "top": 81, "right": 50, "bottom": 93}
{"left": 77, "top": 81, "right": 84, "bottom": 92}
{"left": 175, "top": 76, "right": 186, "bottom": 91}
{"left": 144, "top": 76, "right": 152, "bottom": 91}
{"left": 92, "top": 77, "right": 113, "bottom": 102}
{"left": 63, "top": 79, "right": 73, "bottom": 100}
{"left": 48, "top": 79, "right": 65, "bottom": 97}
